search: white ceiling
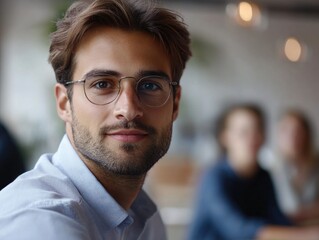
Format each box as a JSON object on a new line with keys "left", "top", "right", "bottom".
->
{"left": 258, "top": 0, "right": 319, "bottom": 5}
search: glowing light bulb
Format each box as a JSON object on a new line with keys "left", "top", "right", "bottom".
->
{"left": 238, "top": 2, "right": 253, "bottom": 22}
{"left": 226, "top": 1, "right": 265, "bottom": 28}
{"left": 284, "top": 38, "right": 302, "bottom": 62}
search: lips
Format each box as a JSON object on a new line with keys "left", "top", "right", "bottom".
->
{"left": 107, "top": 129, "right": 148, "bottom": 143}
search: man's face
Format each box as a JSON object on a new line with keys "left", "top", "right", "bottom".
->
{"left": 58, "top": 27, "right": 180, "bottom": 176}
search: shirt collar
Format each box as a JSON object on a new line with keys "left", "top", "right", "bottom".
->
{"left": 131, "top": 189, "right": 157, "bottom": 224}
{"left": 52, "top": 135, "right": 157, "bottom": 229}
{"left": 52, "top": 135, "right": 129, "bottom": 229}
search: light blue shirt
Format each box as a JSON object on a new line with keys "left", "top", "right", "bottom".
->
{"left": 0, "top": 135, "right": 166, "bottom": 240}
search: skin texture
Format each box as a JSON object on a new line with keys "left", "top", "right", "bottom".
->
{"left": 55, "top": 27, "right": 181, "bottom": 210}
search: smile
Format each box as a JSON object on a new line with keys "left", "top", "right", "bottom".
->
{"left": 107, "top": 129, "right": 148, "bottom": 143}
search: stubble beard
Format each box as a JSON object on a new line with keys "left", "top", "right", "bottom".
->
{"left": 71, "top": 114, "right": 172, "bottom": 176}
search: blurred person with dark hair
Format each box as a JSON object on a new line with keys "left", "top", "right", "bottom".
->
{"left": 0, "top": 121, "right": 25, "bottom": 189}
{"left": 189, "top": 104, "right": 319, "bottom": 240}
{"left": 269, "top": 110, "right": 319, "bottom": 224}
{"left": 0, "top": 0, "right": 191, "bottom": 239}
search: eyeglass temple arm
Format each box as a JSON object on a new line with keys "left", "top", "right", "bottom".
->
{"left": 64, "top": 79, "right": 85, "bottom": 86}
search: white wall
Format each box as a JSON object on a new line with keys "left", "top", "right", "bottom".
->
{"left": 0, "top": 0, "right": 64, "bottom": 167}
{"left": 167, "top": 3, "right": 319, "bottom": 165}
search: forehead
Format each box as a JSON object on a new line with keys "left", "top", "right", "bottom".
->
{"left": 280, "top": 116, "right": 304, "bottom": 129}
{"left": 228, "top": 109, "right": 258, "bottom": 121}
{"left": 227, "top": 110, "right": 259, "bottom": 125}
{"left": 73, "top": 27, "right": 171, "bottom": 79}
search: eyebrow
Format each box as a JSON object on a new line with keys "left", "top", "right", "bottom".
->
{"left": 82, "top": 69, "right": 171, "bottom": 80}
{"left": 137, "top": 70, "right": 170, "bottom": 80}
{"left": 83, "top": 69, "right": 121, "bottom": 79}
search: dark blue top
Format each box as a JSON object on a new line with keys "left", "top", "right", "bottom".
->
{"left": 188, "top": 158, "right": 291, "bottom": 240}
{"left": 0, "top": 122, "right": 25, "bottom": 190}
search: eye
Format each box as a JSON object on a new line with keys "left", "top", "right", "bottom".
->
{"left": 88, "top": 77, "right": 117, "bottom": 90}
{"left": 138, "top": 77, "right": 166, "bottom": 92}
{"left": 139, "top": 82, "right": 161, "bottom": 91}
{"left": 94, "top": 80, "right": 111, "bottom": 89}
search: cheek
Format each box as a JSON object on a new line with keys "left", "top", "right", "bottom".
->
{"left": 147, "top": 103, "right": 174, "bottom": 126}
{"left": 225, "top": 134, "right": 242, "bottom": 152}
{"left": 229, "top": 134, "right": 252, "bottom": 152}
{"left": 145, "top": 112, "right": 170, "bottom": 132}
{"left": 72, "top": 93, "right": 111, "bottom": 132}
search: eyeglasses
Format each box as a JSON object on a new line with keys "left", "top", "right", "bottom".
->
{"left": 64, "top": 75, "right": 178, "bottom": 108}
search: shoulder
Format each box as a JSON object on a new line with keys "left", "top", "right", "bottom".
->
{"left": 0, "top": 123, "right": 19, "bottom": 155}
{"left": 0, "top": 154, "right": 83, "bottom": 217}
{"left": 194, "top": 160, "right": 234, "bottom": 200}
{"left": 201, "top": 160, "right": 232, "bottom": 184}
{"left": 0, "top": 155, "right": 90, "bottom": 239}
{"left": 0, "top": 123, "right": 17, "bottom": 148}
{"left": 0, "top": 122, "right": 9, "bottom": 138}
{"left": 0, "top": 206, "right": 90, "bottom": 240}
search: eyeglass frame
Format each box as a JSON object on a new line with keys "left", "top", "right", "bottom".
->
{"left": 63, "top": 74, "right": 178, "bottom": 108}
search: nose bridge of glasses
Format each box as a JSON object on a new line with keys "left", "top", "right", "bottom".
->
{"left": 117, "top": 76, "right": 142, "bottom": 96}
{"left": 118, "top": 76, "right": 138, "bottom": 87}
{"left": 117, "top": 76, "right": 139, "bottom": 101}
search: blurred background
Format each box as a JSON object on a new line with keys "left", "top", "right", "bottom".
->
{"left": 0, "top": 0, "right": 319, "bottom": 239}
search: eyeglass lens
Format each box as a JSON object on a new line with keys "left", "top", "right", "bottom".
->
{"left": 83, "top": 75, "right": 173, "bottom": 107}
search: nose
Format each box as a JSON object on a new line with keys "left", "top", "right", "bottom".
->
{"left": 113, "top": 79, "right": 143, "bottom": 121}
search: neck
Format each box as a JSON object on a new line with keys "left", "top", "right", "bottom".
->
{"left": 228, "top": 153, "right": 259, "bottom": 178}
{"left": 66, "top": 128, "right": 145, "bottom": 210}
{"left": 84, "top": 159, "right": 146, "bottom": 210}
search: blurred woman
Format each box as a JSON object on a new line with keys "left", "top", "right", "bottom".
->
{"left": 271, "top": 110, "right": 319, "bottom": 224}
{"left": 188, "top": 104, "right": 319, "bottom": 240}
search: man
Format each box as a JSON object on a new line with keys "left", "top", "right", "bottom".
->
{"left": 0, "top": 0, "right": 191, "bottom": 239}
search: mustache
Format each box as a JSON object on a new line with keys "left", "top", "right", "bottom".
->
{"left": 99, "top": 120, "right": 157, "bottom": 135}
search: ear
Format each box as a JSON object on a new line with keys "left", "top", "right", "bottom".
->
{"left": 172, "top": 86, "right": 181, "bottom": 121}
{"left": 55, "top": 83, "right": 72, "bottom": 123}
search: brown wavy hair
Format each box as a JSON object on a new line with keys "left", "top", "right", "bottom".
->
{"left": 48, "top": 0, "right": 191, "bottom": 89}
